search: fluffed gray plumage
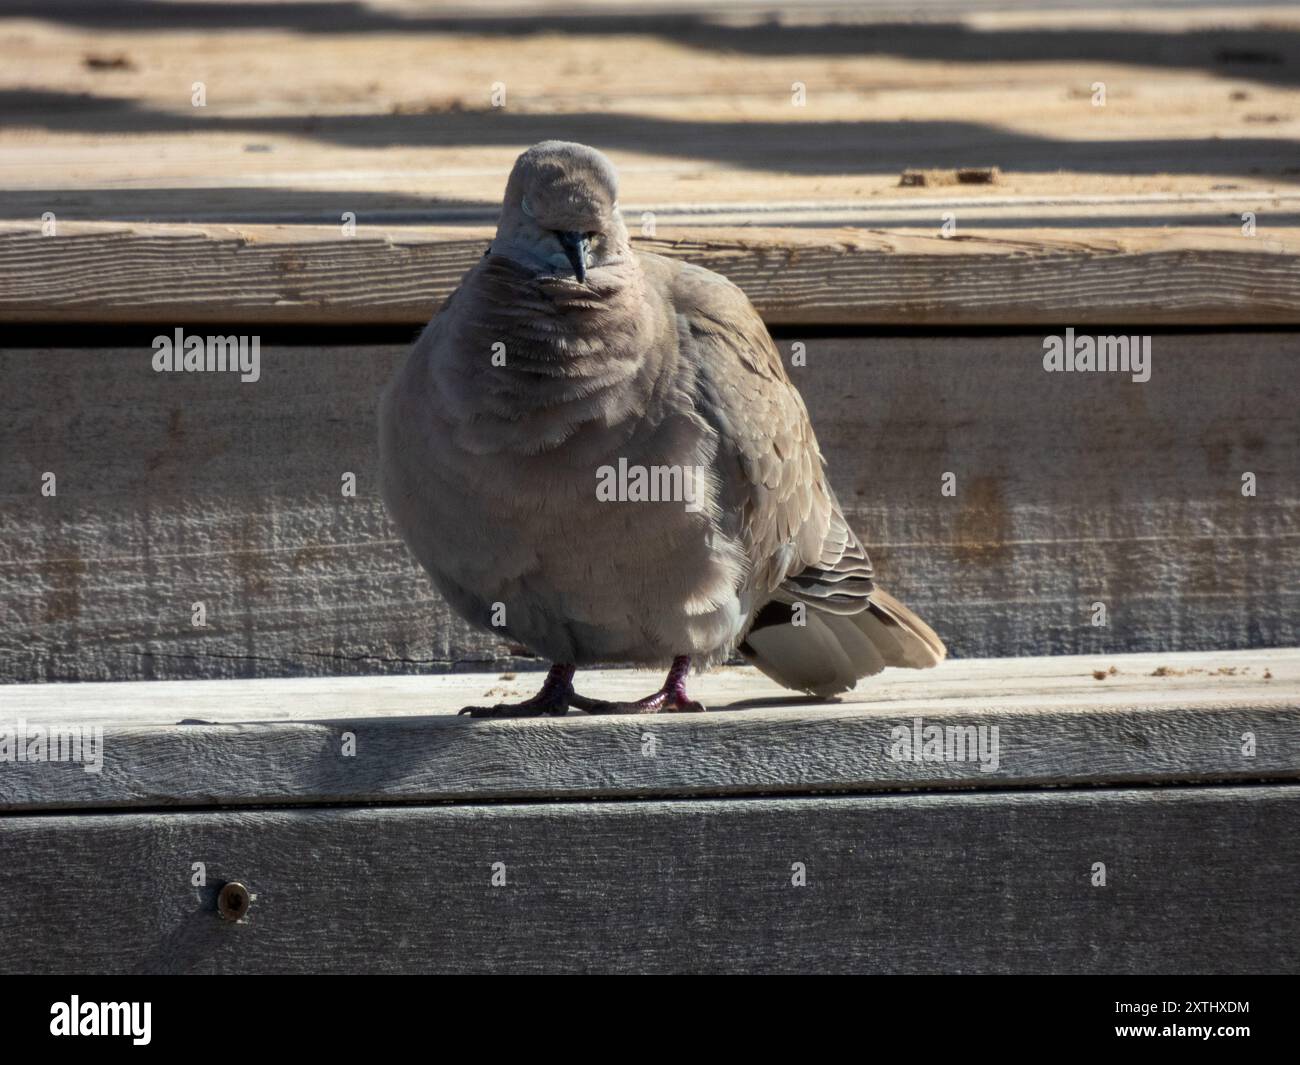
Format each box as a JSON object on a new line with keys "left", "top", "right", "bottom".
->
{"left": 379, "top": 141, "right": 945, "bottom": 712}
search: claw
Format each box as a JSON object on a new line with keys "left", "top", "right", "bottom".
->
{"left": 457, "top": 657, "right": 706, "bottom": 718}
{"left": 571, "top": 656, "right": 706, "bottom": 715}
{"left": 457, "top": 702, "right": 569, "bottom": 718}
{"left": 458, "top": 663, "right": 575, "bottom": 718}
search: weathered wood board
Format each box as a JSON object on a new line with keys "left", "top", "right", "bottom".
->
{"left": 2, "top": 3, "right": 1298, "bottom": 325}
{"left": 0, "top": 649, "right": 1295, "bottom": 811}
{"left": 1, "top": 786, "right": 1296, "bottom": 974}
{"left": 2, "top": 649, "right": 1295, "bottom": 973}
{"left": 3, "top": 333, "right": 1296, "bottom": 682}
{"left": 3, "top": 2, "right": 1297, "bottom": 210}
{"left": 3, "top": 220, "right": 1297, "bottom": 326}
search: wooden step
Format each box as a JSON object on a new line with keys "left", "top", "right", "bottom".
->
{"left": 5, "top": 332, "right": 1296, "bottom": 682}
{"left": 3, "top": 3, "right": 1297, "bottom": 325}
{"left": 4, "top": 218, "right": 1298, "bottom": 326}
{"left": 2, "top": 648, "right": 1297, "bottom": 810}
{"left": 1, "top": 649, "right": 1296, "bottom": 973}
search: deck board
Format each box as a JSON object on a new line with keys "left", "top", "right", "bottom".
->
{"left": 5, "top": 332, "right": 1297, "bottom": 683}
{"left": 2, "top": 786, "right": 1297, "bottom": 973}
{"left": 2, "top": 3, "right": 1297, "bottom": 324}
{"left": 1, "top": 649, "right": 1296, "bottom": 811}
{"left": 3, "top": 219, "right": 1297, "bottom": 325}
{"left": 4, "top": 3, "right": 1296, "bottom": 208}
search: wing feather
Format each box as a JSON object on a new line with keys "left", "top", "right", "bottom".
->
{"left": 669, "top": 259, "right": 875, "bottom": 615}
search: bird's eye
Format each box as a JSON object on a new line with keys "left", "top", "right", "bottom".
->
{"left": 585, "top": 231, "right": 598, "bottom": 240}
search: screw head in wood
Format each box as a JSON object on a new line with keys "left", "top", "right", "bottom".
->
{"left": 217, "top": 881, "right": 250, "bottom": 922}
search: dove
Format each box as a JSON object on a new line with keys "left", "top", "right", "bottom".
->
{"left": 379, "top": 141, "right": 945, "bottom": 716}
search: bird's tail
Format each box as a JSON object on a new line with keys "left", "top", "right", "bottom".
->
{"left": 738, "top": 588, "right": 946, "bottom": 698}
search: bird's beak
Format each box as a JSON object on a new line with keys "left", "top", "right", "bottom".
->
{"left": 556, "top": 231, "right": 589, "bottom": 282}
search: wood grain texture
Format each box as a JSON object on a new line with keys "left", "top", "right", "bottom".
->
{"left": 1, "top": 649, "right": 1296, "bottom": 811}
{"left": 2, "top": 2, "right": 1296, "bottom": 215}
{"left": 3, "top": 3, "right": 1298, "bottom": 326}
{"left": 2, "top": 222, "right": 1297, "bottom": 326}
{"left": 2, "top": 334, "right": 1296, "bottom": 682}
{"left": 8, "top": 648, "right": 1291, "bottom": 725}
{"left": 1, "top": 786, "right": 1296, "bottom": 974}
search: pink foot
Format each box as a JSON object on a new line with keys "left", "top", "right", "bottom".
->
{"left": 459, "top": 663, "right": 575, "bottom": 718}
{"left": 569, "top": 656, "right": 707, "bottom": 715}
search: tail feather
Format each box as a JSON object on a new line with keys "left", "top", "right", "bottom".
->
{"left": 863, "top": 588, "right": 948, "bottom": 668}
{"left": 739, "top": 589, "right": 946, "bottom": 697}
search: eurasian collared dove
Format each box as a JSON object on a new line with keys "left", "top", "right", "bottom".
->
{"left": 379, "top": 141, "right": 945, "bottom": 715}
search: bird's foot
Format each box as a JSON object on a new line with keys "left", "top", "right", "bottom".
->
{"left": 570, "top": 692, "right": 706, "bottom": 715}
{"left": 569, "top": 655, "right": 707, "bottom": 715}
{"left": 459, "top": 663, "right": 575, "bottom": 718}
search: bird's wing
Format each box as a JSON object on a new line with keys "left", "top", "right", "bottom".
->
{"left": 667, "top": 259, "right": 876, "bottom": 614}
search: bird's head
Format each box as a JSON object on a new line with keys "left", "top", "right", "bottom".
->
{"left": 493, "top": 141, "right": 629, "bottom": 284}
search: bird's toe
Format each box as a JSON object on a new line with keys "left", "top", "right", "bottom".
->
{"left": 458, "top": 702, "right": 568, "bottom": 718}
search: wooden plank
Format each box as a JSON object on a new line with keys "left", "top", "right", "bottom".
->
{"left": 2, "top": 221, "right": 1297, "bottom": 326}
{"left": 2, "top": 3, "right": 1296, "bottom": 211}
{"left": 3, "top": 5, "right": 1298, "bottom": 325}
{"left": 2, "top": 333, "right": 1296, "bottom": 682}
{"left": 1, "top": 786, "right": 1296, "bottom": 973}
{"left": 9, "top": 647, "right": 1292, "bottom": 726}
{"left": 0, "top": 649, "right": 1296, "bottom": 811}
